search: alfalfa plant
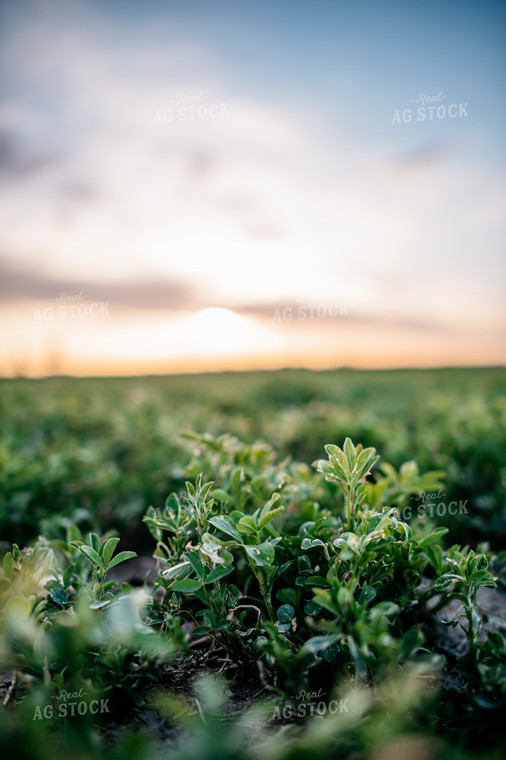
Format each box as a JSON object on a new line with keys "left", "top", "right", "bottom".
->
{"left": 315, "top": 438, "right": 379, "bottom": 530}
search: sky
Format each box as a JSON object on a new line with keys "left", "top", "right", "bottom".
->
{"left": 0, "top": 0, "right": 505, "bottom": 376}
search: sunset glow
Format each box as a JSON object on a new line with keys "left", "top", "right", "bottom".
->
{"left": 0, "top": 1, "right": 504, "bottom": 376}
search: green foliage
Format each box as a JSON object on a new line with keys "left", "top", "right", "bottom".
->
{"left": 68, "top": 531, "right": 137, "bottom": 601}
{"left": 1, "top": 368, "right": 506, "bottom": 759}
{"left": 316, "top": 437, "right": 380, "bottom": 529}
{"left": 2, "top": 368, "right": 506, "bottom": 544}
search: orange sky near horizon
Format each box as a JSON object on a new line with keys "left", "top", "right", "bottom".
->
{"left": 2, "top": 304, "right": 504, "bottom": 378}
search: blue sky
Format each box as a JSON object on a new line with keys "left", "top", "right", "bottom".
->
{"left": 0, "top": 0, "right": 504, "bottom": 374}
{"left": 81, "top": 0, "right": 506, "bottom": 145}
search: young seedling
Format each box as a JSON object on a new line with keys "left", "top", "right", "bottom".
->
{"left": 69, "top": 533, "right": 136, "bottom": 602}
{"left": 208, "top": 492, "right": 285, "bottom": 623}
{"left": 315, "top": 438, "right": 379, "bottom": 530}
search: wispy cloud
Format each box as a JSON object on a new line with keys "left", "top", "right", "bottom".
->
{"left": 0, "top": 259, "right": 197, "bottom": 310}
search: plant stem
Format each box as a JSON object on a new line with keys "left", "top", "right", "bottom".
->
{"left": 245, "top": 554, "right": 276, "bottom": 623}
{"left": 346, "top": 484, "right": 355, "bottom": 531}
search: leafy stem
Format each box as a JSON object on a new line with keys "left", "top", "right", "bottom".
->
{"left": 69, "top": 534, "right": 136, "bottom": 601}
{"left": 316, "top": 438, "right": 379, "bottom": 531}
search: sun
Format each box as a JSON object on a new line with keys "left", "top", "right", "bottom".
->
{"left": 188, "top": 307, "right": 258, "bottom": 356}
{"left": 91, "top": 305, "right": 284, "bottom": 370}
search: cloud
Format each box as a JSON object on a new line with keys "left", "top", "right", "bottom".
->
{"left": 0, "top": 259, "right": 197, "bottom": 310}
{"left": 0, "top": 131, "right": 58, "bottom": 180}
{"left": 388, "top": 142, "right": 450, "bottom": 174}
{"left": 233, "top": 299, "right": 454, "bottom": 333}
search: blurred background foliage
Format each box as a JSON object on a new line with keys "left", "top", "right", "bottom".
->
{"left": 1, "top": 368, "right": 505, "bottom": 549}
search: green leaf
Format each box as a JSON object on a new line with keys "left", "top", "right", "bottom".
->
{"left": 66, "top": 525, "right": 82, "bottom": 544}
{"left": 258, "top": 492, "right": 281, "bottom": 524}
{"left": 166, "top": 492, "right": 181, "bottom": 517}
{"left": 418, "top": 527, "right": 449, "bottom": 549}
{"left": 258, "top": 506, "right": 285, "bottom": 531}
{"left": 2, "top": 552, "right": 13, "bottom": 579}
{"left": 304, "top": 600, "right": 322, "bottom": 616}
{"left": 101, "top": 537, "right": 120, "bottom": 567}
{"left": 320, "top": 641, "right": 340, "bottom": 662}
{"left": 74, "top": 544, "right": 105, "bottom": 571}
{"left": 62, "top": 564, "right": 74, "bottom": 588}
{"left": 244, "top": 541, "right": 275, "bottom": 567}
{"left": 236, "top": 516, "right": 258, "bottom": 535}
{"left": 301, "top": 538, "right": 324, "bottom": 549}
{"left": 193, "top": 626, "right": 211, "bottom": 635}
{"left": 276, "top": 588, "right": 297, "bottom": 605}
{"left": 89, "top": 599, "right": 114, "bottom": 610}
{"left": 354, "top": 448, "right": 379, "bottom": 480}
{"left": 433, "top": 576, "right": 457, "bottom": 592}
{"left": 401, "top": 628, "right": 424, "bottom": 658}
{"left": 306, "top": 575, "right": 328, "bottom": 587}
{"left": 161, "top": 561, "right": 191, "bottom": 580}
{"left": 225, "top": 584, "right": 240, "bottom": 607}
{"left": 231, "top": 467, "right": 244, "bottom": 488}
{"left": 317, "top": 464, "right": 347, "bottom": 484}
{"left": 487, "top": 631, "right": 503, "bottom": 650}
{"left": 48, "top": 587, "right": 68, "bottom": 607}
{"left": 277, "top": 604, "right": 295, "bottom": 622}
{"left": 359, "top": 581, "right": 376, "bottom": 604}
{"left": 184, "top": 550, "right": 206, "bottom": 580}
{"left": 297, "top": 555, "right": 312, "bottom": 571}
{"left": 424, "top": 544, "right": 443, "bottom": 574}
{"left": 205, "top": 565, "right": 234, "bottom": 584}
{"left": 312, "top": 588, "right": 339, "bottom": 615}
{"left": 303, "top": 635, "right": 339, "bottom": 655}
{"left": 209, "top": 516, "right": 243, "bottom": 542}
{"left": 211, "top": 489, "right": 232, "bottom": 503}
{"left": 369, "top": 601, "right": 400, "bottom": 620}
{"left": 316, "top": 461, "right": 338, "bottom": 476}
{"left": 107, "top": 551, "right": 137, "bottom": 569}
{"left": 172, "top": 578, "right": 203, "bottom": 593}
{"left": 277, "top": 560, "right": 294, "bottom": 577}
{"left": 325, "top": 445, "right": 350, "bottom": 477}
{"left": 220, "top": 549, "right": 234, "bottom": 566}
{"left": 344, "top": 437, "right": 356, "bottom": 467}
{"left": 215, "top": 619, "right": 232, "bottom": 630}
